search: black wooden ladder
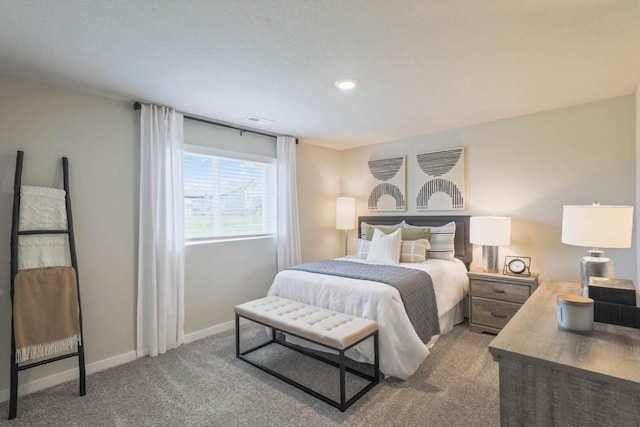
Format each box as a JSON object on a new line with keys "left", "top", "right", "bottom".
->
{"left": 8, "top": 151, "right": 87, "bottom": 420}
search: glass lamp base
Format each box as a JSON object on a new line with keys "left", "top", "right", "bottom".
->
{"left": 580, "top": 250, "right": 612, "bottom": 296}
{"left": 482, "top": 245, "right": 499, "bottom": 273}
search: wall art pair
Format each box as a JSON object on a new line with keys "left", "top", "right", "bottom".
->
{"left": 367, "top": 147, "right": 465, "bottom": 211}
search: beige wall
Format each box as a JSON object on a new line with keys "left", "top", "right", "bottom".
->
{"left": 636, "top": 84, "right": 640, "bottom": 290}
{"left": 0, "top": 75, "right": 137, "bottom": 395}
{"left": 342, "top": 96, "right": 636, "bottom": 283}
{"left": 296, "top": 142, "right": 343, "bottom": 261}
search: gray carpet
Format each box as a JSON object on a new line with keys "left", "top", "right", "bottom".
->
{"left": 0, "top": 322, "right": 499, "bottom": 426}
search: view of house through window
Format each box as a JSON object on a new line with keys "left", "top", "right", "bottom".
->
{"left": 184, "top": 148, "right": 276, "bottom": 240}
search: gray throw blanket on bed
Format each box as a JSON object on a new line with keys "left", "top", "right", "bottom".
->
{"left": 288, "top": 260, "right": 440, "bottom": 343}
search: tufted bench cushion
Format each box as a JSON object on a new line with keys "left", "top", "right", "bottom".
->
{"left": 235, "top": 296, "right": 378, "bottom": 351}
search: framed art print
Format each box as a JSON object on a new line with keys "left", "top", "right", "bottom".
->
{"left": 415, "top": 147, "right": 465, "bottom": 210}
{"left": 367, "top": 156, "right": 406, "bottom": 211}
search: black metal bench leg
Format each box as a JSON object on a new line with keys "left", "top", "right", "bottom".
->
{"left": 339, "top": 350, "right": 346, "bottom": 411}
{"left": 374, "top": 332, "right": 380, "bottom": 384}
{"left": 235, "top": 314, "right": 240, "bottom": 357}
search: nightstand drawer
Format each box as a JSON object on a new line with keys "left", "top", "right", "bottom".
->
{"left": 470, "top": 279, "right": 530, "bottom": 304}
{"left": 472, "top": 297, "right": 521, "bottom": 330}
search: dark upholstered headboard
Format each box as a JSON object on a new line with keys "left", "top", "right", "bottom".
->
{"left": 358, "top": 215, "right": 472, "bottom": 270}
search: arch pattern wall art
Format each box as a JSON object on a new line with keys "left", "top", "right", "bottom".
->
{"left": 415, "top": 147, "right": 465, "bottom": 210}
{"left": 367, "top": 156, "right": 406, "bottom": 211}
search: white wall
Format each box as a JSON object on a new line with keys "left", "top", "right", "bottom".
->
{"left": 342, "top": 96, "right": 636, "bottom": 284}
{"left": 182, "top": 120, "right": 278, "bottom": 334}
{"left": 0, "top": 75, "right": 137, "bottom": 396}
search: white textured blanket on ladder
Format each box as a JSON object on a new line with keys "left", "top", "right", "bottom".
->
{"left": 18, "top": 185, "right": 71, "bottom": 270}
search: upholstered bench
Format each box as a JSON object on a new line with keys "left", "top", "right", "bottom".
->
{"left": 235, "top": 296, "right": 379, "bottom": 412}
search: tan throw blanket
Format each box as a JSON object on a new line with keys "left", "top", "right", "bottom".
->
{"left": 14, "top": 266, "right": 81, "bottom": 363}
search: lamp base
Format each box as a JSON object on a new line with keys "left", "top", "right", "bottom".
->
{"left": 482, "top": 245, "right": 499, "bottom": 273}
{"left": 580, "top": 249, "right": 612, "bottom": 297}
{"left": 344, "top": 229, "right": 348, "bottom": 256}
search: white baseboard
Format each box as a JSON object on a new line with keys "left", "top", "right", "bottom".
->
{"left": 0, "top": 319, "right": 240, "bottom": 403}
{"left": 0, "top": 350, "right": 137, "bottom": 403}
{"left": 183, "top": 318, "right": 247, "bottom": 344}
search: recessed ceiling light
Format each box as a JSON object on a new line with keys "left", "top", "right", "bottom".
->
{"left": 335, "top": 79, "right": 359, "bottom": 90}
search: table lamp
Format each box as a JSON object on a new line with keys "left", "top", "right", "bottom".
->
{"left": 336, "top": 197, "right": 356, "bottom": 256}
{"left": 561, "top": 204, "right": 633, "bottom": 295}
{"left": 470, "top": 216, "right": 511, "bottom": 273}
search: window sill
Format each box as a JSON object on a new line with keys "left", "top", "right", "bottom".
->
{"left": 185, "top": 234, "right": 276, "bottom": 246}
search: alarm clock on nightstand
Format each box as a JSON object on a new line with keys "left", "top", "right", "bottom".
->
{"left": 504, "top": 256, "right": 532, "bottom": 276}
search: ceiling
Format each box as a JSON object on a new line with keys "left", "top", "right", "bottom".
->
{"left": 1, "top": 1, "right": 639, "bottom": 150}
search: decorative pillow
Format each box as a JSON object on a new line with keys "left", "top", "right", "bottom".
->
{"left": 399, "top": 227, "right": 430, "bottom": 241}
{"left": 356, "top": 239, "right": 371, "bottom": 259}
{"left": 366, "top": 228, "right": 402, "bottom": 265}
{"left": 360, "top": 221, "right": 404, "bottom": 239}
{"left": 364, "top": 225, "right": 402, "bottom": 240}
{"left": 425, "top": 221, "right": 456, "bottom": 261}
{"left": 400, "top": 239, "right": 431, "bottom": 263}
{"left": 365, "top": 224, "right": 429, "bottom": 241}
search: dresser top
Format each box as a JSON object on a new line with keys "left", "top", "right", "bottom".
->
{"left": 489, "top": 281, "right": 640, "bottom": 386}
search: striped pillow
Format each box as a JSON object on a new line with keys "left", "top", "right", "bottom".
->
{"left": 356, "top": 239, "right": 371, "bottom": 259}
{"left": 425, "top": 222, "right": 456, "bottom": 261}
{"left": 400, "top": 239, "right": 430, "bottom": 263}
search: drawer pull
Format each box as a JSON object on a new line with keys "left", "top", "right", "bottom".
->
{"left": 491, "top": 312, "right": 508, "bottom": 319}
{"left": 492, "top": 289, "right": 506, "bottom": 294}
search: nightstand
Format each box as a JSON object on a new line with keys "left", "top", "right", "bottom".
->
{"left": 468, "top": 270, "right": 539, "bottom": 334}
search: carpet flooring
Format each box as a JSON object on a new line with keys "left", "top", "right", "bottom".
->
{"left": 0, "top": 321, "right": 499, "bottom": 426}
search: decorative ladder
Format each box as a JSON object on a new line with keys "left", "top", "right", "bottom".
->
{"left": 8, "top": 151, "right": 86, "bottom": 419}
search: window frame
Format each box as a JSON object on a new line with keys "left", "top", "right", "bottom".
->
{"left": 183, "top": 144, "right": 277, "bottom": 244}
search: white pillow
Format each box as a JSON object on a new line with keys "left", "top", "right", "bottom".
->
{"left": 367, "top": 228, "right": 402, "bottom": 265}
{"left": 426, "top": 221, "right": 456, "bottom": 261}
{"left": 400, "top": 239, "right": 431, "bottom": 263}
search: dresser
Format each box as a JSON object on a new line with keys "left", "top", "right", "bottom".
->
{"left": 468, "top": 270, "right": 539, "bottom": 334}
{"left": 489, "top": 281, "right": 640, "bottom": 426}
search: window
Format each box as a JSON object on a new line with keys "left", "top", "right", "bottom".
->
{"left": 184, "top": 146, "right": 276, "bottom": 240}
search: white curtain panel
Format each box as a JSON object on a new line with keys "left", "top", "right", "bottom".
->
{"left": 277, "top": 136, "right": 302, "bottom": 271}
{"left": 137, "top": 104, "right": 185, "bottom": 357}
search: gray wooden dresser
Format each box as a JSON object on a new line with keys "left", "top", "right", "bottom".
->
{"left": 489, "top": 281, "right": 640, "bottom": 426}
{"left": 468, "top": 270, "right": 539, "bottom": 334}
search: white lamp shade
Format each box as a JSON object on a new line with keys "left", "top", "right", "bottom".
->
{"left": 562, "top": 205, "right": 633, "bottom": 248}
{"left": 336, "top": 197, "right": 356, "bottom": 230}
{"left": 470, "top": 216, "right": 511, "bottom": 246}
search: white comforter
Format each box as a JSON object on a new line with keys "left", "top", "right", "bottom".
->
{"left": 267, "top": 257, "right": 469, "bottom": 380}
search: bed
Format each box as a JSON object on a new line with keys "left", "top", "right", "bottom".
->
{"left": 267, "top": 215, "right": 472, "bottom": 380}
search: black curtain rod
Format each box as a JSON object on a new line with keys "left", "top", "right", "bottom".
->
{"left": 133, "top": 102, "right": 296, "bottom": 143}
